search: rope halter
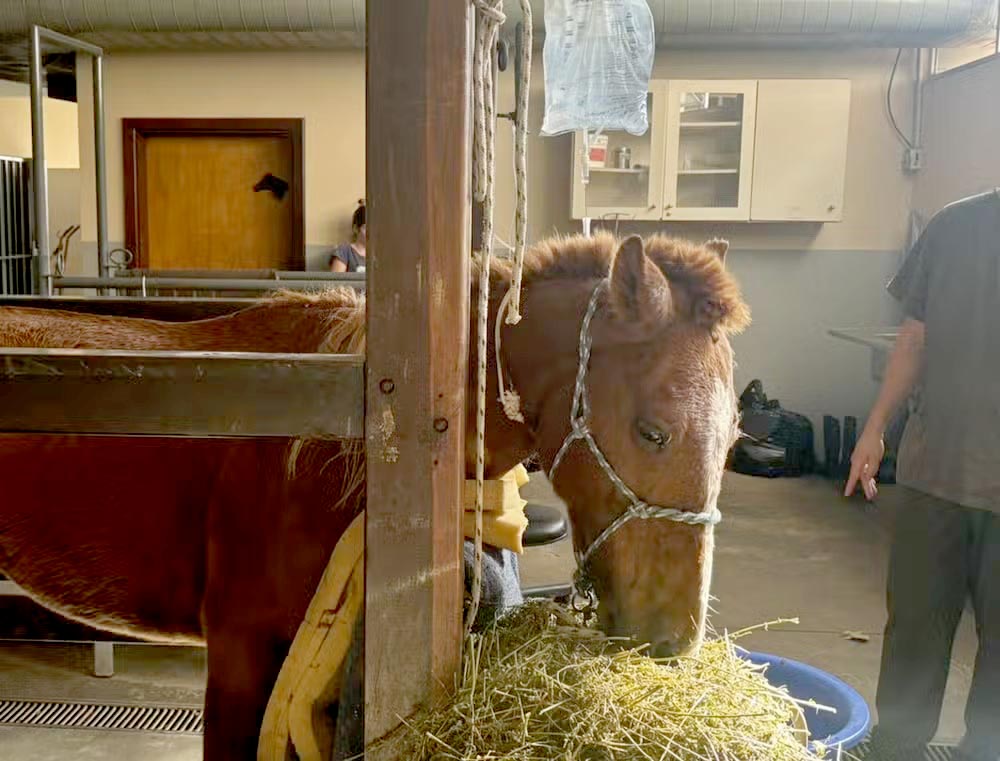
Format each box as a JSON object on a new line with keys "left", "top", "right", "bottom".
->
{"left": 547, "top": 280, "right": 722, "bottom": 609}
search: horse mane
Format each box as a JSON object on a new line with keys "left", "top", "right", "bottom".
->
{"left": 261, "top": 288, "right": 367, "bottom": 354}
{"left": 491, "top": 231, "right": 751, "bottom": 334}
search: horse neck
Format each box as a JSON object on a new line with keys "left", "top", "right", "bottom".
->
{"left": 181, "top": 303, "right": 343, "bottom": 353}
{"left": 467, "top": 275, "right": 596, "bottom": 478}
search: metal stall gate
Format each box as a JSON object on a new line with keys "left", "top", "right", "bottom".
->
{"left": 0, "top": 157, "right": 32, "bottom": 296}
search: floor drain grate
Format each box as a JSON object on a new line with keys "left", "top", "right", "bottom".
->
{"left": 0, "top": 699, "right": 203, "bottom": 735}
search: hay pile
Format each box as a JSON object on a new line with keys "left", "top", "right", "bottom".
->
{"left": 401, "top": 602, "right": 830, "bottom": 760}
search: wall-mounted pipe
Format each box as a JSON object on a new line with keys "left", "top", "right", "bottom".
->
{"left": 912, "top": 49, "right": 925, "bottom": 152}
{"left": 28, "top": 26, "right": 109, "bottom": 296}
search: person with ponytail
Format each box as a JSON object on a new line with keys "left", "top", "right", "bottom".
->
{"left": 329, "top": 200, "right": 366, "bottom": 273}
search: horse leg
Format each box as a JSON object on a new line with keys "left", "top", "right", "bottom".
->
{"left": 203, "top": 623, "right": 289, "bottom": 761}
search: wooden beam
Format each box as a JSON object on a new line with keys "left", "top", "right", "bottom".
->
{"left": 364, "top": 0, "right": 472, "bottom": 752}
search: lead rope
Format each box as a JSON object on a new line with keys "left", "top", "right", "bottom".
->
{"left": 467, "top": 0, "right": 533, "bottom": 637}
{"left": 494, "top": 0, "right": 532, "bottom": 425}
{"left": 467, "top": 0, "right": 505, "bottom": 638}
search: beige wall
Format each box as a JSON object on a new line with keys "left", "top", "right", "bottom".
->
{"left": 0, "top": 83, "right": 80, "bottom": 169}
{"left": 490, "top": 48, "right": 914, "bottom": 446}
{"left": 493, "top": 48, "right": 915, "bottom": 253}
{"left": 76, "top": 50, "right": 365, "bottom": 268}
{"left": 914, "top": 54, "right": 1000, "bottom": 219}
{"left": 79, "top": 47, "right": 914, "bottom": 257}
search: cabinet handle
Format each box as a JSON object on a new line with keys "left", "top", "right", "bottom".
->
{"left": 664, "top": 203, "right": 673, "bottom": 217}
{"left": 827, "top": 204, "right": 836, "bottom": 212}
{"left": 647, "top": 204, "right": 657, "bottom": 211}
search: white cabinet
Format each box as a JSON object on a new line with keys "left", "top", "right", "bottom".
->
{"left": 570, "top": 86, "right": 668, "bottom": 222}
{"left": 662, "top": 80, "right": 758, "bottom": 221}
{"left": 750, "top": 79, "right": 851, "bottom": 222}
{"left": 569, "top": 78, "right": 850, "bottom": 224}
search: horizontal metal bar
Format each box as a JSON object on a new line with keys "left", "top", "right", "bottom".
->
{"left": 122, "top": 270, "right": 364, "bottom": 282}
{"left": 54, "top": 276, "right": 364, "bottom": 291}
{"left": 35, "top": 26, "right": 104, "bottom": 57}
{"left": 522, "top": 583, "right": 574, "bottom": 599}
{"left": 0, "top": 348, "right": 365, "bottom": 438}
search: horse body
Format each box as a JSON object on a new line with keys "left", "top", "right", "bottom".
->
{"left": 0, "top": 233, "right": 749, "bottom": 759}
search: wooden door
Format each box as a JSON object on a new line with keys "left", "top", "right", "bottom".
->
{"left": 124, "top": 119, "right": 304, "bottom": 271}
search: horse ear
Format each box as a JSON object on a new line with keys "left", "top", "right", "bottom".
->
{"left": 704, "top": 238, "right": 729, "bottom": 262}
{"left": 609, "top": 235, "right": 672, "bottom": 326}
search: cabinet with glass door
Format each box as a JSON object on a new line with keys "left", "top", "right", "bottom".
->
{"left": 570, "top": 85, "right": 668, "bottom": 223}
{"left": 662, "top": 81, "right": 758, "bottom": 221}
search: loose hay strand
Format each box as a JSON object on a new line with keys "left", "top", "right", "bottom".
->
{"left": 401, "top": 602, "right": 830, "bottom": 761}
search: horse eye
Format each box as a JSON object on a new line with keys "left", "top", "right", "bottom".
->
{"left": 636, "top": 419, "right": 672, "bottom": 452}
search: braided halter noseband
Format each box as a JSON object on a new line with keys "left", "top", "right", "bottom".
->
{"left": 547, "top": 281, "right": 722, "bottom": 608}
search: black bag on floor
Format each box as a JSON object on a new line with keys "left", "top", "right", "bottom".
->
{"left": 731, "top": 380, "right": 816, "bottom": 478}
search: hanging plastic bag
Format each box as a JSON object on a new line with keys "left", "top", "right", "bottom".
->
{"left": 541, "top": 0, "right": 655, "bottom": 137}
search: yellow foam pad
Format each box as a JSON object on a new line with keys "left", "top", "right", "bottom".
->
{"left": 463, "top": 464, "right": 530, "bottom": 554}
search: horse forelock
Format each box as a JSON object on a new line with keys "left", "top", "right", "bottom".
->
{"left": 485, "top": 231, "right": 750, "bottom": 334}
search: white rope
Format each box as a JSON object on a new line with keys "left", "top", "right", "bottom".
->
{"left": 467, "top": 0, "right": 506, "bottom": 638}
{"left": 495, "top": 0, "right": 532, "bottom": 424}
{"left": 467, "top": 0, "right": 533, "bottom": 636}
{"left": 494, "top": 288, "right": 524, "bottom": 423}
{"left": 504, "top": 0, "right": 532, "bottom": 326}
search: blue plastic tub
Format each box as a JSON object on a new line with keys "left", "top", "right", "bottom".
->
{"left": 742, "top": 651, "right": 871, "bottom": 756}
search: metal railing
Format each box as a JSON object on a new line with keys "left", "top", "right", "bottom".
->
{"left": 30, "top": 25, "right": 109, "bottom": 296}
{"left": 52, "top": 270, "right": 365, "bottom": 298}
{"left": 0, "top": 157, "right": 32, "bottom": 296}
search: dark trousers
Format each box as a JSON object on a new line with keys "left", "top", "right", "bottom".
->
{"left": 871, "top": 490, "right": 1000, "bottom": 761}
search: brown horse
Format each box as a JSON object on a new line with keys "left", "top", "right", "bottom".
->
{"left": 0, "top": 233, "right": 748, "bottom": 759}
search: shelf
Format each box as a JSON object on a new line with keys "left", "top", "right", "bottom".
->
{"left": 678, "top": 169, "right": 740, "bottom": 175}
{"left": 587, "top": 166, "right": 648, "bottom": 174}
{"left": 680, "top": 121, "right": 742, "bottom": 128}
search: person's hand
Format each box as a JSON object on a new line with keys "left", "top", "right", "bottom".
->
{"left": 845, "top": 429, "right": 885, "bottom": 500}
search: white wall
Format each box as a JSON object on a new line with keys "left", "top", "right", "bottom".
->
{"left": 74, "top": 46, "right": 916, "bottom": 453}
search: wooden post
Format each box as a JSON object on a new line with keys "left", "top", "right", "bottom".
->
{"left": 364, "top": 0, "right": 472, "bottom": 752}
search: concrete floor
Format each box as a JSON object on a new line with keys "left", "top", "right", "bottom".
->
{"left": 0, "top": 473, "right": 979, "bottom": 759}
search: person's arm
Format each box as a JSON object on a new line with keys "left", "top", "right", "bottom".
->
{"left": 330, "top": 257, "right": 348, "bottom": 273}
{"left": 845, "top": 317, "right": 925, "bottom": 499}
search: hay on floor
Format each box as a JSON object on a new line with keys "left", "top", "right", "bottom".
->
{"left": 401, "top": 601, "right": 830, "bottom": 761}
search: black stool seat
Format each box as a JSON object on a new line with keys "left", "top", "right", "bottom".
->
{"left": 523, "top": 503, "right": 568, "bottom": 547}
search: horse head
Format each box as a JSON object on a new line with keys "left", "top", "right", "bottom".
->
{"left": 479, "top": 232, "right": 750, "bottom": 657}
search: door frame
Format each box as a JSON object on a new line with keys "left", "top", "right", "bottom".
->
{"left": 123, "top": 117, "right": 305, "bottom": 269}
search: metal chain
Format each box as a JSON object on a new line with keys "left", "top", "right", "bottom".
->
{"left": 549, "top": 281, "right": 723, "bottom": 606}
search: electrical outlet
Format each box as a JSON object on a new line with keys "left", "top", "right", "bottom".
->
{"left": 904, "top": 147, "right": 925, "bottom": 173}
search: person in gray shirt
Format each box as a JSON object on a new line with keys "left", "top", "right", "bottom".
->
{"left": 329, "top": 200, "right": 366, "bottom": 273}
{"left": 847, "top": 190, "right": 1000, "bottom": 761}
